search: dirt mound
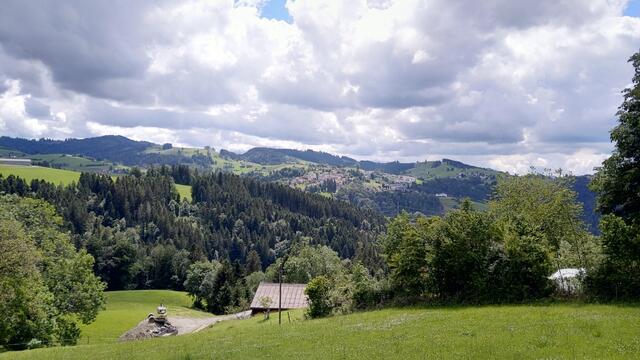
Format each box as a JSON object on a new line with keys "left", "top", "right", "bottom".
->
{"left": 119, "top": 318, "right": 178, "bottom": 341}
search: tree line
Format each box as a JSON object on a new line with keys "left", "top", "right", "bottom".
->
{"left": 300, "top": 49, "right": 640, "bottom": 318}
{"left": 0, "top": 166, "right": 384, "bottom": 295}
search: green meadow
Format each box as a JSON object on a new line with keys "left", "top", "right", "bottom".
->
{"left": 0, "top": 165, "right": 192, "bottom": 201}
{"left": 175, "top": 184, "right": 192, "bottom": 202}
{"left": 79, "top": 290, "right": 209, "bottom": 345}
{"left": 0, "top": 165, "right": 82, "bottom": 186}
{"left": 6, "top": 302, "right": 640, "bottom": 359}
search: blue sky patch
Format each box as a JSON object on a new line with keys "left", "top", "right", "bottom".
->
{"left": 261, "top": 0, "right": 293, "bottom": 23}
{"left": 625, "top": 0, "right": 640, "bottom": 17}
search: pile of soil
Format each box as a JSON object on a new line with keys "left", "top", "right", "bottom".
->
{"left": 119, "top": 318, "right": 178, "bottom": 341}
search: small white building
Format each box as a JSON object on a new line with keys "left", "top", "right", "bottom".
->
{"left": 435, "top": 193, "right": 448, "bottom": 197}
{"left": 0, "top": 158, "right": 32, "bottom": 166}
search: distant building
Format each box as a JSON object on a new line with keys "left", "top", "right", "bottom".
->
{"left": 435, "top": 193, "right": 448, "bottom": 197}
{"left": 0, "top": 158, "right": 32, "bottom": 166}
{"left": 250, "top": 282, "right": 308, "bottom": 314}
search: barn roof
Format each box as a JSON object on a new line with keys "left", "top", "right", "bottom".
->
{"left": 250, "top": 282, "right": 308, "bottom": 310}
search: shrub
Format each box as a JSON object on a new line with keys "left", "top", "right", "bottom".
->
{"left": 586, "top": 215, "right": 640, "bottom": 300}
{"left": 490, "top": 226, "right": 554, "bottom": 302}
{"left": 305, "top": 276, "right": 332, "bottom": 318}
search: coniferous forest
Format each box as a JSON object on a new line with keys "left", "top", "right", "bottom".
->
{"left": 0, "top": 166, "right": 384, "bottom": 292}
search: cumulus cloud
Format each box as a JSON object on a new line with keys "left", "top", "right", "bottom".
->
{"left": 0, "top": 0, "right": 639, "bottom": 174}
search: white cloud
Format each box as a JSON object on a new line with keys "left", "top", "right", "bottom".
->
{"left": 0, "top": 80, "right": 48, "bottom": 137}
{"left": 0, "top": 0, "right": 639, "bottom": 174}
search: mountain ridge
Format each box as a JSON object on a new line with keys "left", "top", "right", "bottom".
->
{"left": 1, "top": 135, "right": 500, "bottom": 175}
{"left": 0, "top": 135, "right": 599, "bottom": 232}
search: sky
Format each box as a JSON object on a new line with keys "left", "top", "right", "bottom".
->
{"left": 1, "top": 0, "right": 639, "bottom": 175}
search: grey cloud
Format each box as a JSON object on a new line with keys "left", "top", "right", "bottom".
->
{"left": 454, "top": 0, "right": 613, "bottom": 30}
{"left": 0, "top": 1, "right": 157, "bottom": 98}
{"left": 24, "top": 97, "right": 50, "bottom": 118}
{"left": 86, "top": 99, "right": 348, "bottom": 145}
{"left": 0, "top": 0, "right": 637, "bottom": 175}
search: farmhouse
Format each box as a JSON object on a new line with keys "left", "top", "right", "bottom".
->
{"left": 0, "top": 158, "right": 32, "bottom": 166}
{"left": 250, "top": 282, "right": 308, "bottom": 314}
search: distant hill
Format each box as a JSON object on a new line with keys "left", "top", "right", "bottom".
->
{"left": 221, "top": 147, "right": 420, "bottom": 174}
{"left": 573, "top": 175, "right": 599, "bottom": 234}
{"left": 0, "top": 136, "right": 212, "bottom": 167}
{"left": 220, "top": 147, "right": 361, "bottom": 167}
{"left": 0, "top": 135, "right": 151, "bottom": 161}
{"left": 0, "top": 135, "right": 601, "bottom": 232}
{"left": 408, "top": 159, "right": 500, "bottom": 180}
{"left": 219, "top": 148, "right": 501, "bottom": 177}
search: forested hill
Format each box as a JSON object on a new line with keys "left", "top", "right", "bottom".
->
{"left": 0, "top": 135, "right": 599, "bottom": 231}
{"left": 0, "top": 136, "right": 151, "bottom": 161}
{"left": 220, "top": 147, "right": 420, "bottom": 173}
{"left": 220, "top": 147, "right": 361, "bottom": 167}
{"left": 0, "top": 136, "right": 213, "bottom": 167}
{"left": 0, "top": 168, "right": 384, "bottom": 292}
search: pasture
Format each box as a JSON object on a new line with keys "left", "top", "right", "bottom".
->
{"left": 0, "top": 165, "right": 192, "bottom": 201}
{"left": 0, "top": 165, "right": 82, "bottom": 186}
{"left": 78, "top": 290, "right": 209, "bottom": 345}
{"left": 5, "top": 303, "right": 640, "bottom": 359}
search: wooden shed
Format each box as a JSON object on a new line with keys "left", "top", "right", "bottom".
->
{"left": 250, "top": 282, "right": 308, "bottom": 314}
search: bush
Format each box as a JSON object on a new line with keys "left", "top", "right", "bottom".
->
{"left": 429, "top": 207, "right": 497, "bottom": 303}
{"left": 490, "top": 227, "right": 553, "bottom": 302}
{"left": 305, "top": 276, "right": 332, "bottom": 318}
{"left": 56, "top": 316, "right": 81, "bottom": 346}
{"left": 585, "top": 215, "right": 640, "bottom": 300}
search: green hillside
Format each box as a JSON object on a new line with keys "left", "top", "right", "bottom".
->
{"left": 0, "top": 136, "right": 598, "bottom": 228}
{"left": 5, "top": 304, "right": 640, "bottom": 359}
{"left": 80, "top": 290, "right": 209, "bottom": 344}
{"left": 28, "top": 154, "right": 115, "bottom": 172}
{"left": 408, "top": 159, "right": 500, "bottom": 180}
{"left": 0, "top": 165, "right": 83, "bottom": 185}
{"left": 0, "top": 165, "right": 192, "bottom": 202}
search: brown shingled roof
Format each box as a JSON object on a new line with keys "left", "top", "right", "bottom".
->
{"left": 250, "top": 282, "right": 308, "bottom": 310}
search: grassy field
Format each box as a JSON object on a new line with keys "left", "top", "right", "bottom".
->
{"left": 0, "top": 165, "right": 83, "bottom": 185}
{"left": 28, "top": 154, "right": 114, "bottom": 172}
{"left": 0, "top": 147, "right": 26, "bottom": 157}
{"left": 175, "top": 184, "right": 192, "bottom": 202}
{"left": 0, "top": 165, "right": 191, "bottom": 201}
{"left": 6, "top": 303, "right": 640, "bottom": 359}
{"left": 77, "top": 290, "right": 209, "bottom": 345}
{"left": 408, "top": 160, "right": 499, "bottom": 180}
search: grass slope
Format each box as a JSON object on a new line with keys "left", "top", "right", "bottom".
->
{"left": 0, "top": 165, "right": 82, "bottom": 186}
{"left": 78, "top": 290, "right": 208, "bottom": 345}
{"left": 408, "top": 160, "right": 499, "bottom": 180}
{"left": 175, "top": 184, "right": 192, "bottom": 202}
{"left": 28, "top": 154, "right": 114, "bottom": 172}
{"left": 7, "top": 304, "right": 640, "bottom": 359}
{"left": 0, "top": 165, "right": 192, "bottom": 202}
